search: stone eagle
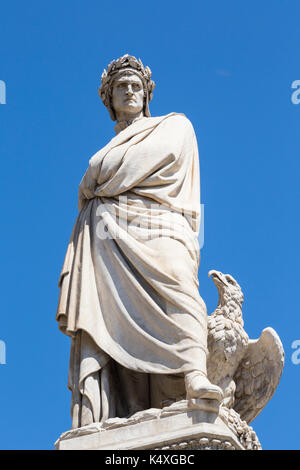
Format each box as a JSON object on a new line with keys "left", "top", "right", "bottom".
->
{"left": 207, "top": 270, "right": 284, "bottom": 424}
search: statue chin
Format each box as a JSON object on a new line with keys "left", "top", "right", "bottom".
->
{"left": 114, "top": 106, "right": 144, "bottom": 122}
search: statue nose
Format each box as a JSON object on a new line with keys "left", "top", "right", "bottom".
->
{"left": 126, "top": 85, "right": 133, "bottom": 95}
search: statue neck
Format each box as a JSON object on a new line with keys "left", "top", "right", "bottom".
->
{"left": 114, "top": 112, "right": 146, "bottom": 135}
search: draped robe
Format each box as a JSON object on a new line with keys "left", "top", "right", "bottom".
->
{"left": 56, "top": 113, "right": 208, "bottom": 427}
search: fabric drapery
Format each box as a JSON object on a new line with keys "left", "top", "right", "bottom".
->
{"left": 56, "top": 113, "right": 208, "bottom": 426}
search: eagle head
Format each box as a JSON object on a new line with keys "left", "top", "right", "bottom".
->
{"left": 208, "top": 270, "right": 244, "bottom": 312}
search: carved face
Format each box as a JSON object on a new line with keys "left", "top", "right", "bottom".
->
{"left": 111, "top": 72, "right": 145, "bottom": 119}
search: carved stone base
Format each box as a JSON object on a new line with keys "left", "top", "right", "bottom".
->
{"left": 55, "top": 399, "right": 261, "bottom": 450}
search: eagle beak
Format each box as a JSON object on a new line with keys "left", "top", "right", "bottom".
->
{"left": 208, "top": 270, "right": 217, "bottom": 278}
{"left": 208, "top": 270, "right": 220, "bottom": 280}
{"left": 208, "top": 270, "right": 228, "bottom": 286}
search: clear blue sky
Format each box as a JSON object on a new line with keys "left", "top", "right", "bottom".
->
{"left": 0, "top": 0, "right": 299, "bottom": 450}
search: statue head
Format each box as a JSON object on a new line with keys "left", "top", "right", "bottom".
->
{"left": 98, "top": 54, "right": 155, "bottom": 121}
{"left": 208, "top": 270, "right": 244, "bottom": 312}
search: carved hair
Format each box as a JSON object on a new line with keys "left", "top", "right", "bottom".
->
{"left": 98, "top": 54, "right": 155, "bottom": 121}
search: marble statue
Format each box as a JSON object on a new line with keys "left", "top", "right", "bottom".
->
{"left": 56, "top": 54, "right": 223, "bottom": 429}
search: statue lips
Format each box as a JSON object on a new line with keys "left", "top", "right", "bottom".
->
{"left": 124, "top": 97, "right": 136, "bottom": 103}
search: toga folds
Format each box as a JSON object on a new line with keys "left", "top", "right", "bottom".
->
{"left": 56, "top": 113, "right": 208, "bottom": 427}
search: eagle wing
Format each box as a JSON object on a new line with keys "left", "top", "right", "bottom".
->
{"left": 233, "top": 327, "right": 284, "bottom": 424}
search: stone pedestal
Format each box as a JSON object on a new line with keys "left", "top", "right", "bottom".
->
{"left": 55, "top": 399, "right": 261, "bottom": 450}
